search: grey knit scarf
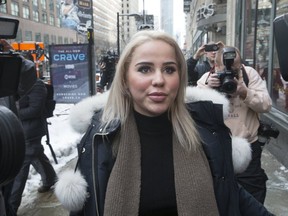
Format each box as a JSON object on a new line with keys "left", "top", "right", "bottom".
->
{"left": 104, "top": 112, "right": 219, "bottom": 216}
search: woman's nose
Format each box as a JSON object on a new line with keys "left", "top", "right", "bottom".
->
{"left": 152, "top": 70, "right": 165, "bottom": 86}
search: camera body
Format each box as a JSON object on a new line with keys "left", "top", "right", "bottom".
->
{"left": 216, "top": 47, "right": 238, "bottom": 94}
{"left": 258, "top": 121, "right": 280, "bottom": 139}
{"left": 204, "top": 43, "right": 219, "bottom": 52}
{"left": 99, "top": 51, "right": 118, "bottom": 69}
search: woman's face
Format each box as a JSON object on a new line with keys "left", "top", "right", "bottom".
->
{"left": 126, "top": 40, "right": 180, "bottom": 117}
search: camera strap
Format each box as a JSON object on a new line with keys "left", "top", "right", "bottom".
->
{"left": 241, "top": 66, "right": 249, "bottom": 87}
{"left": 204, "top": 65, "right": 215, "bottom": 85}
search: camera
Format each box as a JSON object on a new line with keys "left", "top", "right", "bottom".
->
{"left": 0, "top": 16, "right": 26, "bottom": 187}
{"left": 204, "top": 44, "right": 219, "bottom": 52}
{"left": 258, "top": 121, "right": 280, "bottom": 139}
{"left": 216, "top": 47, "right": 238, "bottom": 94}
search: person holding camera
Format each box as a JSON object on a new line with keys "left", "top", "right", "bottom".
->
{"left": 186, "top": 41, "right": 224, "bottom": 86}
{"left": 5, "top": 53, "right": 58, "bottom": 215}
{"left": 97, "top": 51, "right": 118, "bottom": 93}
{"left": 197, "top": 45, "right": 272, "bottom": 204}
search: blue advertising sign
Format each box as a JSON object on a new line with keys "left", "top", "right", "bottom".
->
{"left": 49, "top": 44, "right": 90, "bottom": 103}
{"left": 58, "top": 0, "right": 93, "bottom": 35}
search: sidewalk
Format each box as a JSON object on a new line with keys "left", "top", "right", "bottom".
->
{"left": 262, "top": 146, "right": 288, "bottom": 216}
{"left": 17, "top": 147, "right": 288, "bottom": 216}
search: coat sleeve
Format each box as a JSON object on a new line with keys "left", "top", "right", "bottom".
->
{"left": 196, "top": 71, "right": 210, "bottom": 88}
{"left": 187, "top": 57, "right": 199, "bottom": 86}
{"left": 242, "top": 66, "right": 272, "bottom": 113}
{"left": 238, "top": 185, "right": 274, "bottom": 216}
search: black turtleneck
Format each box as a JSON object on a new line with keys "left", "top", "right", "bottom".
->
{"left": 134, "top": 111, "right": 178, "bottom": 216}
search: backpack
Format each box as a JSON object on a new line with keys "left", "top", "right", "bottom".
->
{"left": 44, "top": 83, "right": 56, "bottom": 118}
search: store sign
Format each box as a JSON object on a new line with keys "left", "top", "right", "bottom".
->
{"left": 49, "top": 44, "right": 90, "bottom": 104}
{"left": 196, "top": 3, "right": 215, "bottom": 21}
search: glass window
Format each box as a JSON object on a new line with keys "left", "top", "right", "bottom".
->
{"left": 255, "top": 0, "right": 272, "bottom": 77}
{"left": 0, "top": 4, "right": 7, "bottom": 13}
{"left": 44, "top": 34, "right": 49, "bottom": 45}
{"left": 42, "top": 13, "right": 48, "bottom": 23}
{"left": 35, "top": 33, "right": 41, "bottom": 42}
{"left": 41, "top": 0, "right": 46, "bottom": 10}
{"left": 49, "top": 15, "right": 55, "bottom": 25}
{"left": 49, "top": 0, "right": 54, "bottom": 11}
{"left": 58, "top": 36, "right": 63, "bottom": 44}
{"left": 56, "top": 18, "right": 61, "bottom": 27}
{"left": 15, "top": 29, "right": 22, "bottom": 42}
{"left": 273, "top": 0, "right": 288, "bottom": 112}
{"left": 243, "top": 0, "right": 256, "bottom": 67}
{"left": 33, "top": 0, "right": 38, "bottom": 6}
{"left": 23, "top": 6, "right": 30, "bottom": 19}
{"left": 51, "top": 35, "right": 57, "bottom": 44}
{"left": 11, "top": 2, "right": 19, "bottom": 16}
{"left": 64, "top": 37, "right": 68, "bottom": 44}
{"left": 33, "top": 11, "right": 39, "bottom": 22}
{"left": 25, "top": 31, "right": 32, "bottom": 41}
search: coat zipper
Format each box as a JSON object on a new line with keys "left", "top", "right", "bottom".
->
{"left": 92, "top": 126, "right": 109, "bottom": 216}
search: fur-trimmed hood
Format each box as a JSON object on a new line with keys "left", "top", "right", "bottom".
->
{"left": 69, "top": 87, "right": 230, "bottom": 134}
{"left": 68, "top": 86, "right": 250, "bottom": 174}
{"left": 55, "top": 87, "right": 251, "bottom": 212}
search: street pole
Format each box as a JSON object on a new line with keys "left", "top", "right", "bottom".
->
{"left": 87, "top": 27, "right": 96, "bottom": 95}
{"left": 143, "top": 0, "right": 146, "bottom": 24}
{"left": 117, "top": 12, "right": 141, "bottom": 55}
{"left": 117, "top": 12, "right": 120, "bottom": 55}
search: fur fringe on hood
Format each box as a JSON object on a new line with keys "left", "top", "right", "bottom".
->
{"left": 69, "top": 87, "right": 229, "bottom": 134}
{"left": 55, "top": 87, "right": 251, "bottom": 212}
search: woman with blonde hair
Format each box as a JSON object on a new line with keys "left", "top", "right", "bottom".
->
{"left": 55, "top": 31, "right": 273, "bottom": 216}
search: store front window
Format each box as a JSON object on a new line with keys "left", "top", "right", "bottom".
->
{"left": 273, "top": 0, "right": 288, "bottom": 112}
{"left": 242, "top": 0, "right": 287, "bottom": 113}
{"left": 255, "top": 0, "right": 272, "bottom": 77}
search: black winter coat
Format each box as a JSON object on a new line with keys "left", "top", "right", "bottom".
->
{"left": 18, "top": 79, "right": 47, "bottom": 142}
{"left": 187, "top": 57, "right": 212, "bottom": 86}
{"left": 69, "top": 94, "right": 272, "bottom": 216}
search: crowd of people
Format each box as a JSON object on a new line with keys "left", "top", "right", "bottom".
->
{"left": 0, "top": 29, "right": 277, "bottom": 216}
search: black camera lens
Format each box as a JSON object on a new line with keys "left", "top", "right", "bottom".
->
{"left": 216, "top": 71, "right": 238, "bottom": 94}
{"left": 221, "top": 79, "right": 237, "bottom": 94}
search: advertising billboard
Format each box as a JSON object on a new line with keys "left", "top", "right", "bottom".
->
{"left": 59, "top": 0, "right": 93, "bottom": 35}
{"left": 49, "top": 44, "right": 90, "bottom": 103}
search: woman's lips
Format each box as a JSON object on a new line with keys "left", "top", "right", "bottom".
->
{"left": 148, "top": 92, "right": 167, "bottom": 102}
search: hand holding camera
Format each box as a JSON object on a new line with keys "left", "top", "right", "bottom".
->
{"left": 193, "top": 41, "right": 224, "bottom": 60}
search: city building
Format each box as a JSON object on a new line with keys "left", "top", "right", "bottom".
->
{"left": 0, "top": 0, "right": 142, "bottom": 57}
{"left": 160, "top": 0, "right": 173, "bottom": 36}
{"left": 184, "top": 0, "right": 288, "bottom": 167}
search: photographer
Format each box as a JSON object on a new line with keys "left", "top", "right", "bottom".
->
{"left": 197, "top": 45, "right": 272, "bottom": 204}
{"left": 0, "top": 38, "right": 35, "bottom": 216}
{"left": 97, "top": 51, "right": 118, "bottom": 92}
{"left": 186, "top": 41, "right": 224, "bottom": 86}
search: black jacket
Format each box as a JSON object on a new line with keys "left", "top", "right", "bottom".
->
{"left": 59, "top": 87, "right": 272, "bottom": 216}
{"left": 18, "top": 79, "right": 47, "bottom": 142}
{"left": 187, "top": 57, "right": 212, "bottom": 86}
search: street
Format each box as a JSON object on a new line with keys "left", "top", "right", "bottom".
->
{"left": 17, "top": 147, "right": 288, "bottom": 216}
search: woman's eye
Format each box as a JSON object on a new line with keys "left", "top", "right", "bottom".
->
{"left": 164, "top": 66, "right": 176, "bottom": 74}
{"left": 138, "top": 66, "right": 150, "bottom": 73}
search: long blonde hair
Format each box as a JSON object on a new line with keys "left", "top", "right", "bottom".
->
{"left": 102, "top": 30, "right": 201, "bottom": 152}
